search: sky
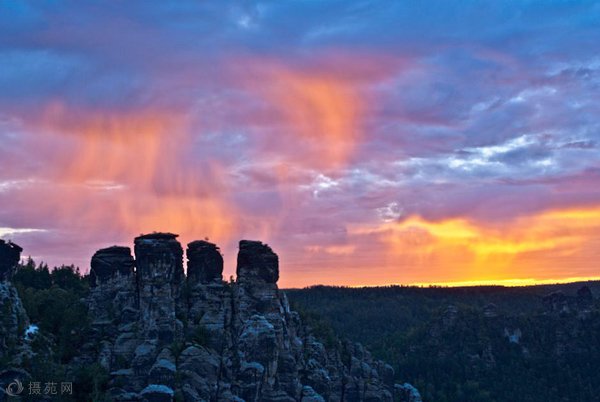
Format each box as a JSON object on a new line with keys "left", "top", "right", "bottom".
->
{"left": 1, "top": 1, "right": 599, "bottom": 287}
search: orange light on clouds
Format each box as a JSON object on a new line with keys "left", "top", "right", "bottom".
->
{"left": 236, "top": 60, "right": 365, "bottom": 169}
{"left": 305, "top": 244, "right": 356, "bottom": 256}
{"left": 345, "top": 205, "right": 600, "bottom": 285}
{"left": 15, "top": 57, "right": 371, "bottom": 277}
{"left": 8, "top": 62, "right": 598, "bottom": 289}
{"left": 31, "top": 103, "right": 238, "bottom": 250}
{"left": 269, "top": 70, "right": 362, "bottom": 167}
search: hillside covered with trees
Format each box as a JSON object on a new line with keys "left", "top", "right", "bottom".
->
{"left": 287, "top": 283, "right": 600, "bottom": 402}
{"left": 3, "top": 238, "right": 417, "bottom": 402}
{"left": 5, "top": 252, "right": 600, "bottom": 402}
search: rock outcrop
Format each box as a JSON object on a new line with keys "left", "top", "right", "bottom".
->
{"left": 0, "top": 240, "right": 28, "bottom": 358}
{"left": 186, "top": 240, "right": 228, "bottom": 351}
{"left": 89, "top": 246, "right": 137, "bottom": 324}
{"left": 187, "top": 240, "right": 223, "bottom": 284}
{"left": 0, "top": 239, "right": 22, "bottom": 281}
{"left": 0, "top": 280, "right": 29, "bottom": 363}
{"left": 542, "top": 291, "right": 569, "bottom": 314}
{"left": 237, "top": 240, "right": 279, "bottom": 284}
{"left": 0, "top": 240, "right": 32, "bottom": 399}
{"left": 83, "top": 233, "right": 403, "bottom": 401}
{"left": 134, "top": 232, "right": 185, "bottom": 348}
{"left": 394, "top": 384, "right": 422, "bottom": 402}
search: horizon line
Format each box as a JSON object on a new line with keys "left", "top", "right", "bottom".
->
{"left": 284, "top": 276, "right": 600, "bottom": 290}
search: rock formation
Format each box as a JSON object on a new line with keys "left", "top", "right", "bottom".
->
{"left": 187, "top": 240, "right": 223, "bottom": 284}
{"left": 186, "top": 240, "right": 228, "bottom": 351}
{"left": 542, "top": 291, "right": 569, "bottom": 314}
{"left": 0, "top": 280, "right": 28, "bottom": 358}
{"left": 83, "top": 233, "right": 405, "bottom": 401}
{"left": 0, "top": 239, "right": 22, "bottom": 281}
{"left": 541, "top": 287, "right": 597, "bottom": 316}
{"left": 0, "top": 240, "right": 28, "bottom": 358}
{"left": 393, "top": 384, "right": 422, "bottom": 402}
{"left": 88, "top": 246, "right": 137, "bottom": 324}
{"left": 0, "top": 240, "right": 32, "bottom": 399}
{"left": 134, "top": 232, "right": 185, "bottom": 347}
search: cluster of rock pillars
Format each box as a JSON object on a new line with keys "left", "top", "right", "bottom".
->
{"left": 0, "top": 234, "right": 422, "bottom": 402}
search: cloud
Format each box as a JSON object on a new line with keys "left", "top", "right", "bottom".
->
{"left": 0, "top": 1, "right": 599, "bottom": 286}
{"left": 343, "top": 206, "right": 600, "bottom": 285}
{"left": 0, "top": 227, "right": 46, "bottom": 238}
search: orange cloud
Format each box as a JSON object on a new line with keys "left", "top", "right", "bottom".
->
{"left": 234, "top": 60, "right": 365, "bottom": 170}
{"left": 347, "top": 205, "right": 600, "bottom": 285}
{"left": 268, "top": 68, "right": 362, "bottom": 167}
{"left": 305, "top": 244, "right": 356, "bottom": 255}
{"left": 26, "top": 103, "right": 238, "bottom": 255}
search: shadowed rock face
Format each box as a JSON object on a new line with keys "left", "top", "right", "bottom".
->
{"left": 186, "top": 241, "right": 227, "bottom": 351}
{"left": 90, "top": 246, "right": 135, "bottom": 287}
{"left": 0, "top": 240, "right": 30, "bottom": 371}
{"left": 0, "top": 240, "right": 23, "bottom": 282}
{"left": 186, "top": 240, "right": 223, "bottom": 284}
{"left": 134, "top": 233, "right": 185, "bottom": 349}
{"left": 543, "top": 291, "right": 569, "bottom": 313}
{"left": 79, "top": 234, "right": 411, "bottom": 401}
{"left": 88, "top": 246, "right": 137, "bottom": 338}
{"left": 236, "top": 240, "right": 279, "bottom": 284}
{"left": 134, "top": 233, "right": 183, "bottom": 285}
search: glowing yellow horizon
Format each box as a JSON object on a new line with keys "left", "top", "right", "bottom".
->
{"left": 284, "top": 276, "right": 600, "bottom": 289}
{"left": 406, "top": 276, "right": 600, "bottom": 288}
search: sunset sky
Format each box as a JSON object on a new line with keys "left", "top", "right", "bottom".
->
{"left": 1, "top": 1, "right": 599, "bottom": 287}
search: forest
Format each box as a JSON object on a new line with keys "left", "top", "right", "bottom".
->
{"left": 6, "top": 259, "right": 107, "bottom": 401}
{"left": 6, "top": 259, "right": 600, "bottom": 402}
{"left": 287, "top": 282, "right": 600, "bottom": 402}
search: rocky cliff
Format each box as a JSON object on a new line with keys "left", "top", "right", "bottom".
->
{"left": 0, "top": 240, "right": 22, "bottom": 282}
{"left": 0, "top": 240, "right": 29, "bottom": 360}
{"left": 78, "top": 233, "right": 409, "bottom": 402}
{"left": 0, "top": 240, "right": 31, "bottom": 400}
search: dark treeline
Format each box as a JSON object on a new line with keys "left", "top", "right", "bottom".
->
{"left": 9, "top": 258, "right": 109, "bottom": 401}
{"left": 287, "top": 283, "right": 600, "bottom": 402}
{"left": 9, "top": 259, "right": 600, "bottom": 402}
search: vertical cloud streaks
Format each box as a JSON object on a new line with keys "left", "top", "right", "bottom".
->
{"left": 0, "top": 1, "right": 599, "bottom": 286}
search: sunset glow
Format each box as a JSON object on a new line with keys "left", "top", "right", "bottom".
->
{"left": 1, "top": 2, "right": 599, "bottom": 287}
